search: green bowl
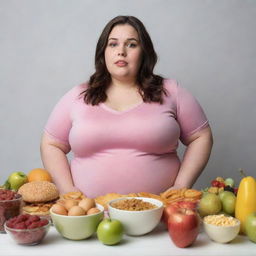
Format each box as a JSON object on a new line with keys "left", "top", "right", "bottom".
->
{"left": 50, "top": 204, "right": 104, "bottom": 240}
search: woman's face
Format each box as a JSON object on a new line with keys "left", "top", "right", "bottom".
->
{"left": 104, "top": 24, "right": 142, "bottom": 83}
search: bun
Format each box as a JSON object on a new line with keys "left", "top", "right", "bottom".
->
{"left": 18, "top": 181, "right": 59, "bottom": 203}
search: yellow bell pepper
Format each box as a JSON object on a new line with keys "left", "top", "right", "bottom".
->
{"left": 235, "top": 170, "right": 256, "bottom": 234}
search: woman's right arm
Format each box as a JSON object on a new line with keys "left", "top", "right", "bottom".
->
{"left": 40, "top": 132, "right": 79, "bottom": 194}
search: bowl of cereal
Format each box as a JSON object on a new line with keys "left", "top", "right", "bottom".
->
{"left": 108, "top": 197, "right": 164, "bottom": 236}
{"left": 203, "top": 214, "right": 240, "bottom": 243}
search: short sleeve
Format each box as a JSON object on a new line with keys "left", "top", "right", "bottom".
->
{"left": 176, "top": 84, "right": 209, "bottom": 143}
{"left": 44, "top": 85, "right": 82, "bottom": 145}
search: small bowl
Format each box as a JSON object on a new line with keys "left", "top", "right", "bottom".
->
{"left": 0, "top": 193, "right": 23, "bottom": 233}
{"left": 203, "top": 217, "right": 240, "bottom": 243}
{"left": 4, "top": 217, "right": 50, "bottom": 245}
{"left": 108, "top": 197, "right": 164, "bottom": 236}
{"left": 50, "top": 204, "right": 104, "bottom": 240}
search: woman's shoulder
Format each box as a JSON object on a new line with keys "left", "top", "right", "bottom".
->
{"left": 163, "top": 78, "right": 179, "bottom": 95}
{"left": 72, "top": 82, "right": 88, "bottom": 94}
{"left": 61, "top": 82, "right": 88, "bottom": 100}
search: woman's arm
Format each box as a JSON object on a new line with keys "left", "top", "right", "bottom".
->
{"left": 171, "top": 126, "right": 213, "bottom": 189}
{"left": 40, "top": 132, "right": 79, "bottom": 194}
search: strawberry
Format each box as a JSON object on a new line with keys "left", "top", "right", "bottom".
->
{"left": 211, "top": 180, "right": 220, "bottom": 187}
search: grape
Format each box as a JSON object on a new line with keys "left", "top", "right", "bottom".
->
{"left": 224, "top": 186, "right": 234, "bottom": 193}
{"left": 224, "top": 178, "right": 235, "bottom": 188}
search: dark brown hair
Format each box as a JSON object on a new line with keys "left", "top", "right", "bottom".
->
{"left": 81, "top": 15, "right": 166, "bottom": 105}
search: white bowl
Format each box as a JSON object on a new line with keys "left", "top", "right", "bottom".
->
{"left": 50, "top": 204, "right": 104, "bottom": 240}
{"left": 108, "top": 197, "right": 163, "bottom": 236}
{"left": 203, "top": 218, "right": 240, "bottom": 243}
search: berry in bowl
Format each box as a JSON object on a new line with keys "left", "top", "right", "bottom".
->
{"left": 4, "top": 214, "right": 50, "bottom": 245}
{"left": 0, "top": 189, "right": 23, "bottom": 232}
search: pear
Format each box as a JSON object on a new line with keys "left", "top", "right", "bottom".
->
{"left": 219, "top": 191, "right": 236, "bottom": 215}
{"left": 198, "top": 193, "right": 222, "bottom": 217}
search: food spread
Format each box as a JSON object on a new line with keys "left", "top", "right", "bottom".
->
{"left": 1, "top": 170, "right": 256, "bottom": 248}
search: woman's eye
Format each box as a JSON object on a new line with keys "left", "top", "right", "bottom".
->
{"left": 127, "top": 43, "right": 137, "bottom": 48}
{"left": 109, "top": 42, "right": 118, "bottom": 47}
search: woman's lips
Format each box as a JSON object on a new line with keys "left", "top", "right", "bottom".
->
{"left": 115, "top": 60, "right": 128, "bottom": 67}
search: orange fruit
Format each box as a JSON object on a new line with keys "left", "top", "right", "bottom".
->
{"left": 27, "top": 168, "right": 52, "bottom": 182}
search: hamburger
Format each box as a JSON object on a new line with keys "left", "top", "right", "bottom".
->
{"left": 18, "top": 181, "right": 59, "bottom": 216}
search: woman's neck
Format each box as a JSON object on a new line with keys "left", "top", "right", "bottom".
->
{"left": 110, "top": 77, "right": 138, "bottom": 89}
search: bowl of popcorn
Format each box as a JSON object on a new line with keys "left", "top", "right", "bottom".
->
{"left": 108, "top": 197, "right": 164, "bottom": 236}
{"left": 203, "top": 214, "right": 240, "bottom": 243}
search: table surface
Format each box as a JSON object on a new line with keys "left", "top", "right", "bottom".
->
{"left": 1, "top": 223, "right": 255, "bottom": 256}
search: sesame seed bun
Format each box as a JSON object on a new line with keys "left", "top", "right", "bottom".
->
{"left": 18, "top": 181, "right": 59, "bottom": 203}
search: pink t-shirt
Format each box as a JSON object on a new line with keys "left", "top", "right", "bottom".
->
{"left": 44, "top": 79, "right": 209, "bottom": 197}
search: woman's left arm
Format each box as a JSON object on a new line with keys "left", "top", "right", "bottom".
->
{"left": 171, "top": 126, "right": 213, "bottom": 189}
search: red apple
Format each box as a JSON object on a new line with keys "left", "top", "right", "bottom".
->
{"left": 168, "top": 208, "right": 200, "bottom": 248}
{"left": 176, "top": 201, "right": 198, "bottom": 210}
{"left": 163, "top": 201, "right": 198, "bottom": 226}
{"left": 163, "top": 203, "right": 179, "bottom": 225}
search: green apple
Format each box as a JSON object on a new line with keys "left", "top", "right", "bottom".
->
{"left": 245, "top": 212, "right": 256, "bottom": 243}
{"left": 198, "top": 193, "right": 222, "bottom": 217}
{"left": 97, "top": 218, "right": 123, "bottom": 245}
{"left": 8, "top": 171, "right": 28, "bottom": 191}
{"left": 220, "top": 191, "right": 236, "bottom": 215}
{"left": 224, "top": 178, "right": 235, "bottom": 187}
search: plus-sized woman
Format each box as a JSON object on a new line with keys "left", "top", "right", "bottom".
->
{"left": 41, "top": 16, "right": 213, "bottom": 198}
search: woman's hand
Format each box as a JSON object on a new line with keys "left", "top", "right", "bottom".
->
{"left": 59, "top": 186, "right": 81, "bottom": 195}
{"left": 165, "top": 185, "right": 187, "bottom": 192}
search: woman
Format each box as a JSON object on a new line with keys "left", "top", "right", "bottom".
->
{"left": 41, "top": 16, "right": 213, "bottom": 198}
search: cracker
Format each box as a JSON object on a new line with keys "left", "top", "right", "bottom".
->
{"left": 160, "top": 188, "right": 202, "bottom": 205}
{"left": 62, "top": 191, "right": 84, "bottom": 200}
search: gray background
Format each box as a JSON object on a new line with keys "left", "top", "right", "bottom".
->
{"left": 0, "top": 0, "right": 255, "bottom": 189}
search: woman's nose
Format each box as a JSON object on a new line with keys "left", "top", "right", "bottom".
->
{"left": 118, "top": 46, "right": 127, "bottom": 57}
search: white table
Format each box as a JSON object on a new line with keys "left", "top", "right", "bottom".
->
{"left": 1, "top": 223, "right": 255, "bottom": 256}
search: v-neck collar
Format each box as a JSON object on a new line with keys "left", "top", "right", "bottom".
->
{"left": 99, "top": 101, "right": 144, "bottom": 115}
